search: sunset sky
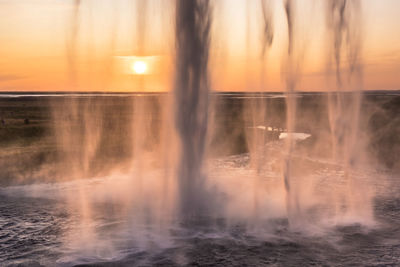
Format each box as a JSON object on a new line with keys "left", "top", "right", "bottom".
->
{"left": 0, "top": 0, "right": 399, "bottom": 92}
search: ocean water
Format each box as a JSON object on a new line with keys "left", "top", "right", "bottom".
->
{"left": 0, "top": 92, "right": 399, "bottom": 266}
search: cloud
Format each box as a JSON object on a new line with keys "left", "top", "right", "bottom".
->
{"left": 0, "top": 74, "right": 25, "bottom": 82}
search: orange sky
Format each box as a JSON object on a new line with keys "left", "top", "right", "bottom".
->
{"left": 0, "top": 0, "right": 399, "bottom": 92}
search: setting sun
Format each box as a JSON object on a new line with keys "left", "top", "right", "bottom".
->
{"left": 132, "top": 61, "right": 147, "bottom": 75}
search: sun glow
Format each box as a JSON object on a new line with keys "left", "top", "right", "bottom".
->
{"left": 132, "top": 60, "right": 148, "bottom": 75}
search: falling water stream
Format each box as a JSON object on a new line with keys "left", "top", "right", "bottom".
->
{"left": 52, "top": 0, "right": 375, "bottom": 243}
{"left": 174, "top": 0, "right": 212, "bottom": 219}
{"left": 325, "top": 0, "right": 373, "bottom": 222}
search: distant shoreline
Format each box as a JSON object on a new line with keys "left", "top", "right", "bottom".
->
{"left": 0, "top": 90, "right": 399, "bottom": 98}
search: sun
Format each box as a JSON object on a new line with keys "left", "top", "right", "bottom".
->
{"left": 132, "top": 60, "right": 147, "bottom": 75}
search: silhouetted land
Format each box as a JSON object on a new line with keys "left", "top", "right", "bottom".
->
{"left": 0, "top": 91, "right": 399, "bottom": 185}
